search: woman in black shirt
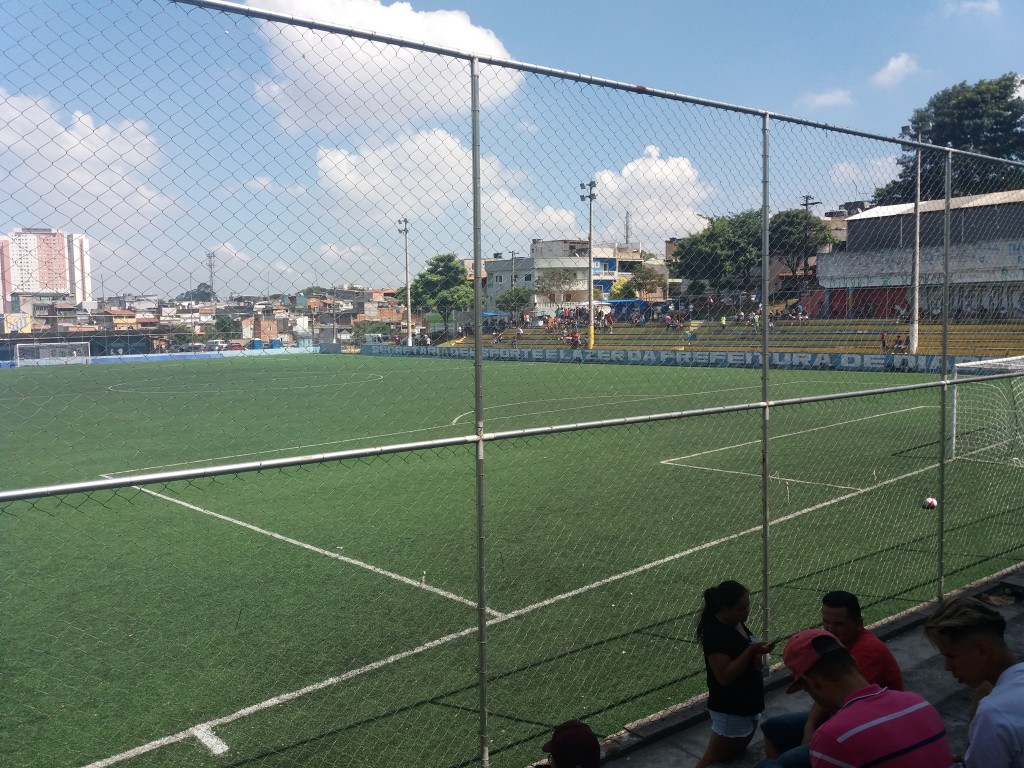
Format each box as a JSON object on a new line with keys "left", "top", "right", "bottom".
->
{"left": 694, "top": 580, "right": 773, "bottom": 768}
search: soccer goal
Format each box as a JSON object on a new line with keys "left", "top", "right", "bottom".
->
{"left": 950, "top": 355, "right": 1024, "bottom": 463}
{"left": 14, "top": 342, "right": 92, "bottom": 366}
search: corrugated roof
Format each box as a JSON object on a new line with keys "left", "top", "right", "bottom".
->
{"left": 847, "top": 188, "right": 1024, "bottom": 220}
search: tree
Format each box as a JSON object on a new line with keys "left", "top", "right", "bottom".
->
{"left": 627, "top": 262, "right": 668, "bottom": 298}
{"left": 670, "top": 210, "right": 761, "bottom": 292}
{"left": 769, "top": 209, "right": 837, "bottom": 282}
{"left": 403, "top": 253, "right": 472, "bottom": 333}
{"left": 410, "top": 253, "right": 467, "bottom": 309}
{"left": 211, "top": 315, "right": 238, "bottom": 338}
{"left": 608, "top": 277, "right": 635, "bottom": 300}
{"left": 169, "top": 327, "right": 198, "bottom": 350}
{"left": 434, "top": 283, "right": 474, "bottom": 333}
{"left": 352, "top": 320, "right": 392, "bottom": 345}
{"left": 533, "top": 267, "right": 576, "bottom": 304}
{"left": 301, "top": 285, "right": 330, "bottom": 296}
{"left": 875, "top": 72, "right": 1024, "bottom": 204}
{"left": 392, "top": 285, "right": 410, "bottom": 306}
{"left": 495, "top": 286, "right": 533, "bottom": 316}
{"left": 176, "top": 282, "right": 215, "bottom": 302}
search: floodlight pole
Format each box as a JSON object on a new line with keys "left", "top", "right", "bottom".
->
{"left": 581, "top": 180, "right": 597, "bottom": 350}
{"left": 398, "top": 217, "right": 412, "bottom": 346}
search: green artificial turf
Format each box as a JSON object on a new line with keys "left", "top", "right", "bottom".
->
{"left": 2, "top": 354, "right": 1022, "bottom": 767}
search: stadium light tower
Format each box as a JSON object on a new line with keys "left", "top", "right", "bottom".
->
{"left": 580, "top": 180, "right": 597, "bottom": 349}
{"left": 903, "top": 122, "right": 930, "bottom": 355}
{"left": 398, "top": 217, "right": 412, "bottom": 346}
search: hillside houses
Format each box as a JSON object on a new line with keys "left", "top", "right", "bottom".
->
{"left": 0, "top": 287, "right": 417, "bottom": 352}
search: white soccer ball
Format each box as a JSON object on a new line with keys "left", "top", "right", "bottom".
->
{"left": 923, "top": 497, "right": 938, "bottom": 509}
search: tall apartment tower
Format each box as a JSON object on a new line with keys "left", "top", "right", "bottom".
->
{"left": 0, "top": 227, "right": 93, "bottom": 312}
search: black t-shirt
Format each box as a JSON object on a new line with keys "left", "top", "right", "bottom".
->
{"left": 701, "top": 618, "right": 765, "bottom": 716}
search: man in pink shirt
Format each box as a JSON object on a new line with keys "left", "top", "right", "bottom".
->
{"left": 781, "top": 629, "right": 951, "bottom": 768}
{"left": 762, "top": 591, "right": 903, "bottom": 764}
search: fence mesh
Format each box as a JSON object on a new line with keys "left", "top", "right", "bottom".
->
{"left": 3, "top": 1, "right": 1024, "bottom": 767}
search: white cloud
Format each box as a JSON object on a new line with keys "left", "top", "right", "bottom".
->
{"left": 828, "top": 156, "right": 900, "bottom": 195}
{"left": 249, "top": 0, "right": 520, "bottom": 134}
{"left": 316, "top": 128, "right": 577, "bottom": 266}
{"left": 240, "top": 176, "right": 307, "bottom": 197}
{"left": 314, "top": 135, "right": 713, "bottom": 282}
{"left": 0, "top": 88, "right": 169, "bottom": 234}
{"left": 213, "top": 241, "right": 253, "bottom": 265}
{"left": 871, "top": 53, "right": 919, "bottom": 87}
{"left": 944, "top": 0, "right": 1000, "bottom": 15}
{"left": 798, "top": 89, "right": 853, "bottom": 109}
{"left": 317, "top": 129, "right": 479, "bottom": 223}
{"left": 592, "top": 145, "right": 714, "bottom": 248}
{"left": 0, "top": 87, "right": 183, "bottom": 295}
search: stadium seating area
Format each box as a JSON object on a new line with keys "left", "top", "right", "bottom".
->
{"left": 445, "top": 320, "right": 1023, "bottom": 358}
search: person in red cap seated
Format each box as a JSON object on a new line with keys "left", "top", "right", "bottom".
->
{"left": 542, "top": 720, "right": 600, "bottom": 768}
{"left": 779, "top": 629, "right": 950, "bottom": 767}
{"left": 761, "top": 590, "right": 903, "bottom": 765}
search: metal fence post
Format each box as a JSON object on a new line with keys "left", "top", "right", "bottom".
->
{"left": 760, "top": 112, "right": 772, "bottom": 641}
{"left": 937, "top": 148, "right": 953, "bottom": 603}
{"left": 470, "top": 56, "right": 491, "bottom": 768}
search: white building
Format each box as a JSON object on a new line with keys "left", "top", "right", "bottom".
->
{"left": 0, "top": 227, "right": 92, "bottom": 312}
{"left": 482, "top": 239, "right": 659, "bottom": 314}
{"left": 485, "top": 240, "right": 634, "bottom": 313}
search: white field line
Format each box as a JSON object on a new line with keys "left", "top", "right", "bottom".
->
{"left": 135, "top": 486, "right": 503, "bottom": 619}
{"left": 191, "top": 726, "right": 228, "bottom": 755}
{"left": 82, "top": 457, "right": 942, "bottom": 768}
{"left": 105, "top": 373, "right": 385, "bottom": 395}
{"left": 450, "top": 384, "right": 762, "bottom": 426}
{"left": 664, "top": 464, "right": 863, "bottom": 492}
{"left": 661, "top": 405, "right": 930, "bottom": 465}
{"left": 79, "top": 625, "right": 479, "bottom": 768}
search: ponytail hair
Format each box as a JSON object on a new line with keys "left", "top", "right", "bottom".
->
{"left": 695, "top": 580, "right": 748, "bottom": 640}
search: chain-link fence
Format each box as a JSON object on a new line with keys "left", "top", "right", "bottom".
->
{"left": 3, "top": 2, "right": 1024, "bottom": 767}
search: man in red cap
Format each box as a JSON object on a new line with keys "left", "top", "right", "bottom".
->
{"left": 542, "top": 720, "right": 600, "bottom": 768}
{"left": 780, "top": 629, "right": 950, "bottom": 767}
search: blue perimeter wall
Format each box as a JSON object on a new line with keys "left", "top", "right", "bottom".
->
{"left": 0, "top": 343, "right": 986, "bottom": 373}
{"left": 359, "top": 344, "right": 984, "bottom": 373}
{"left": 0, "top": 346, "right": 318, "bottom": 369}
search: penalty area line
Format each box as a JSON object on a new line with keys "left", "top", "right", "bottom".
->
{"left": 662, "top": 463, "right": 863, "bottom": 492}
{"left": 660, "top": 405, "right": 930, "bottom": 464}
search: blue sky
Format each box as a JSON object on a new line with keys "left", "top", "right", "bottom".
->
{"left": 0, "top": 0, "right": 1020, "bottom": 298}
{"left": 405, "top": 0, "right": 1019, "bottom": 136}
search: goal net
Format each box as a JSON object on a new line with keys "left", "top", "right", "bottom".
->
{"left": 951, "top": 355, "right": 1024, "bottom": 463}
{"left": 14, "top": 342, "right": 92, "bottom": 366}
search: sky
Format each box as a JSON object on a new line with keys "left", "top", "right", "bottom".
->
{"left": 1, "top": 0, "right": 1021, "bottom": 299}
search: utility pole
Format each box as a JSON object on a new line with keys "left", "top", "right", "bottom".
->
{"left": 800, "top": 195, "right": 821, "bottom": 281}
{"left": 398, "top": 218, "right": 412, "bottom": 346}
{"left": 580, "top": 180, "right": 597, "bottom": 349}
